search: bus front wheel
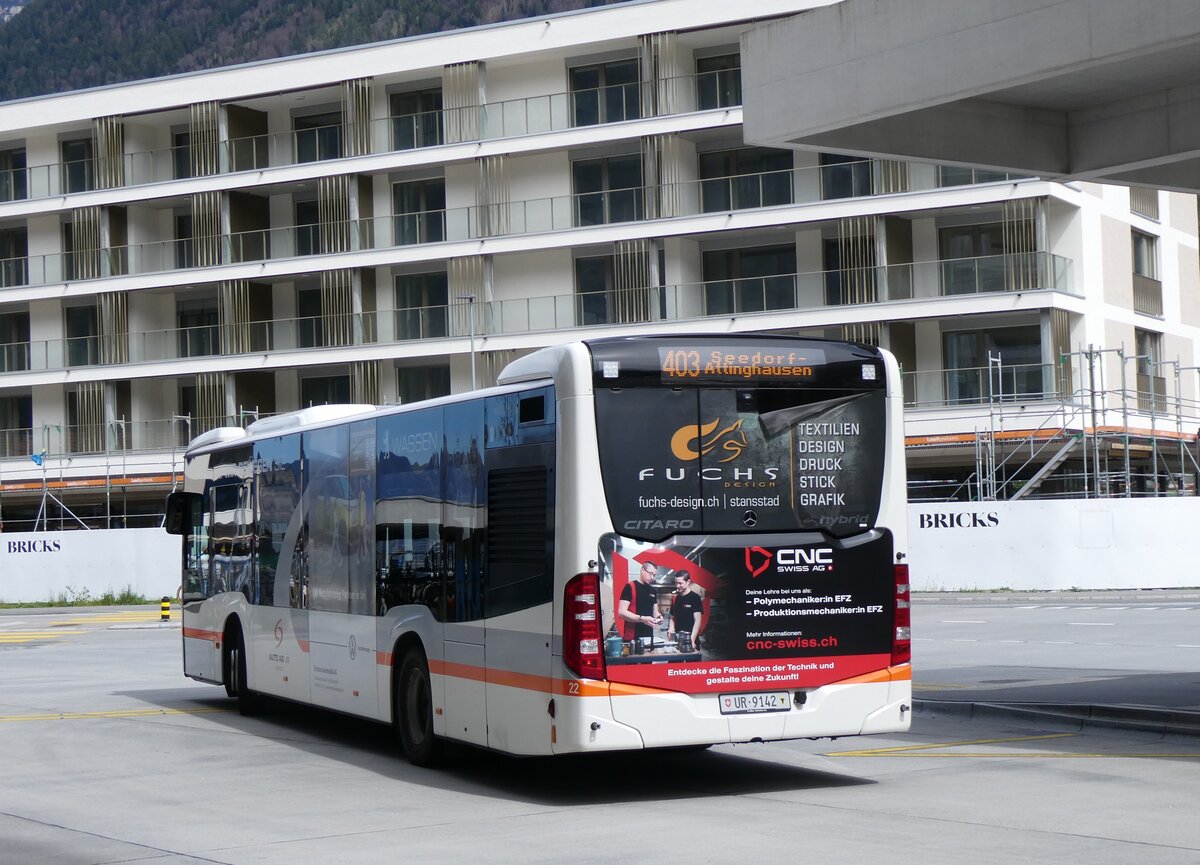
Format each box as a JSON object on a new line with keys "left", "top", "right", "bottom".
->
{"left": 395, "top": 648, "right": 442, "bottom": 767}
{"left": 226, "top": 630, "right": 259, "bottom": 717}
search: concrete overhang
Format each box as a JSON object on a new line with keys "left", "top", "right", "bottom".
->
{"left": 741, "top": 0, "right": 1200, "bottom": 193}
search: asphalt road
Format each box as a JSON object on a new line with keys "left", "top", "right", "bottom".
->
{"left": 0, "top": 602, "right": 1197, "bottom": 865}
{"left": 913, "top": 591, "right": 1200, "bottom": 713}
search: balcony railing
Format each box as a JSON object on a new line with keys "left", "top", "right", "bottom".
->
{"left": 2, "top": 72, "right": 744, "bottom": 201}
{"left": 903, "top": 362, "right": 1062, "bottom": 408}
{"left": 0, "top": 255, "right": 1075, "bottom": 374}
{"left": 0, "top": 426, "right": 34, "bottom": 459}
{"left": 1133, "top": 273, "right": 1163, "bottom": 317}
{"left": 0, "top": 160, "right": 1057, "bottom": 290}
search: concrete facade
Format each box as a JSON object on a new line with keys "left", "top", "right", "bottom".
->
{"left": 742, "top": 0, "right": 1200, "bottom": 192}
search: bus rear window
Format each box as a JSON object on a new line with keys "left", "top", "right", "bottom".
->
{"left": 595, "top": 385, "right": 885, "bottom": 541}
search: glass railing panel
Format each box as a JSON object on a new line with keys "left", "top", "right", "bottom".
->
{"left": 0, "top": 166, "right": 28, "bottom": 202}
{"left": 394, "top": 306, "right": 449, "bottom": 341}
{"left": 902, "top": 363, "right": 1058, "bottom": 408}
{"left": 0, "top": 340, "right": 30, "bottom": 372}
{"left": 0, "top": 427, "right": 34, "bottom": 459}
{"left": 694, "top": 67, "right": 742, "bottom": 111}
{"left": 387, "top": 110, "right": 445, "bottom": 151}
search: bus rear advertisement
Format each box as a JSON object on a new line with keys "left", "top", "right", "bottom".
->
{"left": 166, "top": 334, "right": 911, "bottom": 764}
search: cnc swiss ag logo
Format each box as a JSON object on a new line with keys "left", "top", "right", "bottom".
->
{"left": 745, "top": 546, "right": 773, "bottom": 578}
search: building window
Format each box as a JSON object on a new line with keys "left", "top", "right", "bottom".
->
{"left": 1, "top": 148, "right": 27, "bottom": 202}
{"left": 61, "top": 138, "right": 95, "bottom": 193}
{"left": 398, "top": 365, "right": 451, "bottom": 404}
{"left": 294, "top": 111, "right": 343, "bottom": 163}
{"left": 391, "top": 89, "right": 444, "bottom": 150}
{"left": 0, "top": 310, "right": 30, "bottom": 373}
{"left": 702, "top": 245, "right": 797, "bottom": 315}
{"left": 574, "top": 256, "right": 615, "bottom": 326}
{"left": 0, "top": 226, "right": 28, "bottom": 287}
{"left": 1132, "top": 230, "right": 1158, "bottom": 279}
{"left": 395, "top": 272, "right": 448, "bottom": 340}
{"left": 942, "top": 325, "right": 1043, "bottom": 404}
{"left": 65, "top": 304, "right": 99, "bottom": 367}
{"left": 175, "top": 214, "right": 194, "bottom": 269}
{"left": 172, "top": 131, "right": 192, "bottom": 180}
{"left": 0, "top": 394, "right": 33, "bottom": 458}
{"left": 569, "top": 59, "right": 640, "bottom": 126}
{"left": 938, "top": 222, "right": 1033, "bottom": 295}
{"left": 297, "top": 287, "right": 323, "bottom": 348}
{"left": 301, "top": 375, "right": 351, "bottom": 407}
{"left": 393, "top": 178, "right": 446, "bottom": 245}
{"left": 698, "top": 147, "right": 792, "bottom": 212}
{"left": 820, "top": 153, "right": 872, "bottom": 200}
{"left": 1135, "top": 327, "right": 1165, "bottom": 412}
{"left": 295, "top": 200, "right": 320, "bottom": 256}
{"left": 696, "top": 53, "right": 741, "bottom": 109}
{"left": 572, "top": 154, "right": 643, "bottom": 226}
{"left": 176, "top": 297, "right": 219, "bottom": 358}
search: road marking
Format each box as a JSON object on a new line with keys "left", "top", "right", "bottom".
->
{"left": 0, "top": 630, "right": 85, "bottom": 643}
{"left": 1176, "top": 644, "right": 1200, "bottom": 649}
{"left": 827, "top": 733, "right": 1200, "bottom": 759}
{"left": 0, "top": 706, "right": 230, "bottom": 723}
{"left": 828, "top": 732, "right": 1075, "bottom": 756}
{"left": 940, "top": 620, "right": 987, "bottom": 624}
{"left": 1067, "top": 622, "right": 1115, "bottom": 626}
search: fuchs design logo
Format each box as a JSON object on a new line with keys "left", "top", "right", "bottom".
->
{"left": 745, "top": 546, "right": 773, "bottom": 578}
{"left": 670, "top": 418, "right": 747, "bottom": 463}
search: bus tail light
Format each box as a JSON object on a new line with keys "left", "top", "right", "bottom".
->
{"left": 892, "top": 563, "right": 911, "bottom": 666}
{"left": 563, "top": 573, "right": 606, "bottom": 680}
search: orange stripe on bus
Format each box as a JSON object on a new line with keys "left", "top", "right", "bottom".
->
{"left": 834, "top": 666, "right": 912, "bottom": 686}
{"left": 182, "top": 628, "right": 220, "bottom": 642}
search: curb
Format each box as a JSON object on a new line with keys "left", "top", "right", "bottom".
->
{"left": 915, "top": 699, "right": 1200, "bottom": 738}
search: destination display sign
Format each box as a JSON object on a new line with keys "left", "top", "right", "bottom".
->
{"left": 658, "top": 345, "right": 825, "bottom": 384}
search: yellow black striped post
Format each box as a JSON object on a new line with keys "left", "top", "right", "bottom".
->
{"left": 161, "top": 597, "right": 171, "bottom": 622}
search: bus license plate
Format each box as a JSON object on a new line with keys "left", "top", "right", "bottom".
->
{"left": 719, "top": 691, "right": 790, "bottom": 715}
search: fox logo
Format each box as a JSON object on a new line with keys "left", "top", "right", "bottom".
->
{"left": 670, "top": 418, "right": 747, "bottom": 463}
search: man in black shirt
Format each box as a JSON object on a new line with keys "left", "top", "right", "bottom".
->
{"left": 668, "top": 570, "right": 704, "bottom": 648}
{"left": 618, "top": 561, "right": 662, "bottom": 640}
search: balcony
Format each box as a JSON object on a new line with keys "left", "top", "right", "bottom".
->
{"left": 2, "top": 71, "right": 746, "bottom": 202}
{"left": 0, "top": 253, "right": 1075, "bottom": 375}
{"left": 0, "top": 157, "right": 1057, "bottom": 290}
{"left": 903, "top": 362, "right": 1062, "bottom": 408}
{"left": 1133, "top": 273, "right": 1163, "bottom": 317}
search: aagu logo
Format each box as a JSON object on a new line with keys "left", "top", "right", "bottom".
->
{"left": 671, "top": 418, "right": 747, "bottom": 463}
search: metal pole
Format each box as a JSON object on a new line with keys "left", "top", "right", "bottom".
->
{"left": 1150, "top": 359, "right": 1160, "bottom": 496}
{"left": 1119, "top": 348, "right": 1130, "bottom": 496}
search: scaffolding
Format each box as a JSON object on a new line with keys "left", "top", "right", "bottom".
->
{"left": 920, "top": 345, "right": 1200, "bottom": 502}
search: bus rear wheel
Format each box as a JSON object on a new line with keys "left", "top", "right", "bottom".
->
{"left": 395, "top": 648, "right": 442, "bottom": 767}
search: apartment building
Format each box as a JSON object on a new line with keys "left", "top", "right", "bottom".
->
{"left": 0, "top": 0, "right": 1197, "bottom": 530}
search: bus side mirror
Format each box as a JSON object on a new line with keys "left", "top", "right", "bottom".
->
{"left": 164, "top": 491, "right": 201, "bottom": 535}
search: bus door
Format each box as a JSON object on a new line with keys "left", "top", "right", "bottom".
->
{"left": 442, "top": 400, "right": 488, "bottom": 747}
{"left": 481, "top": 390, "right": 556, "bottom": 754}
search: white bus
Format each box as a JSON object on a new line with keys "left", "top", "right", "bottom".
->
{"left": 165, "top": 334, "right": 911, "bottom": 764}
